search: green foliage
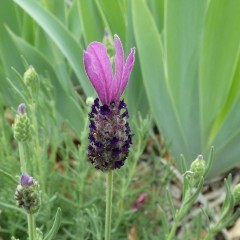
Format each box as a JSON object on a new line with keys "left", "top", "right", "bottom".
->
{"left": 4, "top": 0, "right": 238, "bottom": 176}
{"left": 1, "top": 0, "right": 240, "bottom": 239}
{"left": 132, "top": 0, "right": 240, "bottom": 176}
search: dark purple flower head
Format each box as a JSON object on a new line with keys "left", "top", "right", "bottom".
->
{"left": 84, "top": 34, "right": 135, "bottom": 105}
{"left": 87, "top": 98, "right": 133, "bottom": 171}
{"left": 18, "top": 103, "right": 26, "bottom": 115}
{"left": 20, "top": 173, "right": 34, "bottom": 186}
{"left": 84, "top": 35, "right": 135, "bottom": 171}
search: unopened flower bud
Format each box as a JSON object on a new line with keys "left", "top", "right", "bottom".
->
{"left": 188, "top": 155, "right": 206, "bottom": 187}
{"left": 11, "top": 237, "right": 19, "bottom": 240}
{"left": 15, "top": 173, "right": 41, "bottom": 214}
{"left": 18, "top": 103, "right": 26, "bottom": 115}
{"left": 86, "top": 97, "right": 95, "bottom": 106}
{"left": 23, "top": 65, "right": 39, "bottom": 88}
{"left": 233, "top": 184, "right": 240, "bottom": 205}
{"left": 13, "top": 104, "right": 31, "bottom": 142}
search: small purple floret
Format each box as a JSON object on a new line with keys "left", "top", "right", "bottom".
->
{"left": 121, "top": 110, "right": 129, "bottom": 118}
{"left": 89, "top": 121, "right": 95, "bottom": 130}
{"left": 18, "top": 103, "right": 26, "bottom": 115}
{"left": 95, "top": 141, "right": 103, "bottom": 149}
{"left": 118, "top": 100, "right": 126, "bottom": 110}
{"left": 110, "top": 137, "right": 119, "bottom": 146}
{"left": 21, "top": 173, "right": 34, "bottom": 186}
{"left": 115, "top": 160, "right": 124, "bottom": 169}
{"left": 88, "top": 135, "right": 94, "bottom": 142}
{"left": 112, "top": 148, "right": 121, "bottom": 157}
{"left": 94, "top": 98, "right": 100, "bottom": 108}
{"left": 100, "top": 105, "right": 110, "bottom": 115}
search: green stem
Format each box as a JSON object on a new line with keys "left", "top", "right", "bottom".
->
{"left": 28, "top": 213, "right": 36, "bottom": 240}
{"left": 167, "top": 190, "right": 191, "bottom": 240}
{"left": 18, "top": 142, "right": 26, "bottom": 173}
{"left": 18, "top": 141, "right": 36, "bottom": 240}
{"left": 167, "top": 218, "right": 179, "bottom": 240}
{"left": 105, "top": 171, "right": 113, "bottom": 240}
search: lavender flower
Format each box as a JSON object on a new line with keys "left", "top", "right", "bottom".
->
{"left": 84, "top": 34, "right": 135, "bottom": 171}
{"left": 15, "top": 173, "right": 41, "bottom": 214}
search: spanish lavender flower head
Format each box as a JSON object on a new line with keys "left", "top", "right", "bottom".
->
{"left": 21, "top": 172, "right": 34, "bottom": 186}
{"left": 84, "top": 34, "right": 135, "bottom": 171}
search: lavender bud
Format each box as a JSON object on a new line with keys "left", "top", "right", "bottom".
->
{"left": 18, "top": 103, "right": 26, "bottom": 115}
{"left": 86, "top": 97, "right": 95, "bottom": 106}
{"left": 13, "top": 104, "right": 31, "bottom": 142}
{"left": 87, "top": 98, "right": 133, "bottom": 171}
{"left": 23, "top": 65, "right": 39, "bottom": 87}
{"left": 21, "top": 172, "right": 34, "bottom": 186}
{"left": 15, "top": 173, "right": 41, "bottom": 214}
{"left": 188, "top": 155, "right": 206, "bottom": 187}
{"left": 233, "top": 184, "right": 240, "bottom": 205}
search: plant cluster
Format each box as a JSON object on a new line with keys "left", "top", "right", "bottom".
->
{"left": 1, "top": 1, "right": 240, "bottom": 240}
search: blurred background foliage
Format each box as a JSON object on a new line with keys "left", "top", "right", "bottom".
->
{"left": 1, "top": 0, "right": 239, "bottom": 176}
{"left": 1, "top": 0, "right": 240, "bottom": 238}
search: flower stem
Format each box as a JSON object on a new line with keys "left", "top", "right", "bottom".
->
{"left": 105, "top": 170, "right": 113, "bottom": 240}
{"left": 167, "top": 218, "right": 179, "bottom": 240}
{"left": 18, "top": 142, "right": 26, "bottom": 173}
{"left": 28, "top": 213, "right": 36, "bottom": 240}
{"left": 18, "top": 142, "right": 36, "bottom": 240}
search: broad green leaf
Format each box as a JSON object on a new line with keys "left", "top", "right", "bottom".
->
{"left": 99, "top": 0, "right": 126, "bottom": 42}
{"left": 199, "top": 0, "right": 240, "bottom": 149}
{"left": 14, "top": 0, "right": 93, "bottom": 96}
{"left": 132, "top": 0, "right": 190, "bottom": 164}
{"left": 209, "top": 56, "right": 240, "bottom": 144}
{"left": 40, "top": 0, "right": 67, "bottom": 25}
{"left": 0, "top": 0, "right": 23, "bottom": 97}
{"left": 44, "top": 208, "right": 62, "bottom": 240}
{"left": 125, "top": 0, "right": 149, "bottom": 117}
{"left": 78, "top": 0, "right": 105, "bottom": 45}
{"left": 147, "top": 0, "right": 164, "bottom": 33}
{"left": 165, "top": 0, "right": 207, "bottom": 157}
{"left": 67, "top": 0, "right": 82, "bottom": 41}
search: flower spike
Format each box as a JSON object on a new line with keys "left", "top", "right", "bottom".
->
{"left": 84, "top": 34, "right": 136, "bottom": 171}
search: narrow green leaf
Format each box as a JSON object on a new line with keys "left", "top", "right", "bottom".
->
{"left": 132, "top": 0, "right": 189, "bottom": 166}
{"left": 0, "top": 169, "right": 18, "bottom": 185}
{"left": 180, "top": 154, "right": 187, "bottom": 173}
{"left": 158, "top": 205, "right": 169, "bottom": 236}
{"left": 44, "top": 208, "right": 62, "bottom": 240}
{"left": 199, "top": 0, "right": 240, "bottom": 148}
{"left": 166, "top": 188, "right": 175, "bottom": 218}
